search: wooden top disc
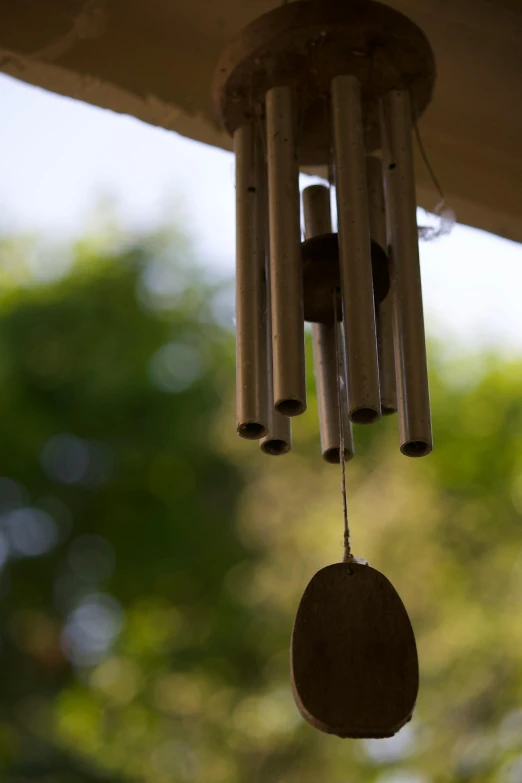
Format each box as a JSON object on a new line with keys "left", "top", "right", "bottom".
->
{"left": 291, "top": 562, "right": 419, "bottom": 739}
{"left": 213, "top": 0, "right": 435, "bottom": 164}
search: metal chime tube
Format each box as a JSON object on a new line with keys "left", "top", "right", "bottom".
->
{"left": 376, "top": 293, "right": 398, "bottom": 416}
{"left": 266, "top": 86, "right": 307, "bottom": 417}
{"left": 381, "top": 90, "right": 432, "bottom": 456}
{"left": 261, "top": 254, "right": 292, "bottom": 455}
{"left": 303, "top": 185, "right": 354, "bottom": 464}
{"left": 312, "top": 326, "right": 355, "bottom": 464}
{"left": 331, "top": 75, "right": 381, "bottom": 425}
{"left": 366, "top": 155, "right": 398, "bottom": 415}
{"left": 234, "top": 124, "right": 268, "bottom": 439}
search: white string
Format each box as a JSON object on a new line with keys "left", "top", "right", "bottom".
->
{"left": 332, "top": 292, "right": 352, "bottom": 563}
{"left": 412, "top": 101, "right": 456, "bottom": 242}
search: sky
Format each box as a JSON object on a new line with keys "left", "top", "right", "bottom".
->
{"left": 1, "top": 73, "right": 522, "bottom": 354}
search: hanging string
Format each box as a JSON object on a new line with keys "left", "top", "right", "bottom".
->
{"left": 413, "top": 117, "right": 445, "bottom": 206}
{"left": 327, "top": 155, "right": 351, "bottom": 562}
{"left": 332, "top": 292, "right": 352, "bottom": 563}
{"left": 412, "top": 99, "right": 456, "bottom": 241}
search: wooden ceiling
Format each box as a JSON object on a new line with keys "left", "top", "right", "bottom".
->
{"left": 1, "top": 0, "right": 521, "bottom": 242}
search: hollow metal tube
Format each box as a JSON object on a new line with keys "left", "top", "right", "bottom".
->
{"left": 302, "top": 183, "right": 332, "bottom": 239}
{"left": 367, "top": 155, "right": 398, "bottom": 415}
{"left": 234, "top": 124, "right": 268, "bottom": 439}
{"left": 303, "top": 185, "right": 354, "bottom": 463}
{"left": 376, "top": 293, "right": 398, "bottom": 416}
{"left": 260, "top": 255, "right": 292, "bottom": 456}
{"left": 266, "top": 86, "right": 307, "bottom": 417}
{"left": 381, "top": 90, "right": 432, "bottom": 456}
{"left": 312, "top": 323, "right": 355, "bottom": 463}
{"left": 366, "top": 155, "right": 387, "bottom": 251}
{"left": 331, "top": 75, "right": 381, "bottom": 425}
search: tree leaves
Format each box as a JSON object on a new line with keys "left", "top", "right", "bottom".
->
{"left": 0, "top": 230, "right": 521, "bottom": 782}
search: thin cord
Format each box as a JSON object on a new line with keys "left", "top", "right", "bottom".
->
{"left": 327, "top": 158, "right": 351, "bottom": 562}
{"left": 333, "top": 292, "right": 352, "bottom": 563}
{"left": 413, "top": 113, "right": 445, "bottom": 205}
{"left": 410, "top": 94, "right": 457, "bottom": 243}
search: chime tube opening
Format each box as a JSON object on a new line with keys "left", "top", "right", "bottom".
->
{"left": 234, "top": 123, "right": 268, "bottom": 440}
{"left": 266, "top": 85, "right": 307, "bottom": 418}
{"left": 239, "top": 424, "right": 265, "bottom": 439}
{"left": 260, "top": 302, "right": 292, "bottom": 454}
{"left": 331, "top": 75, "right": 381, "bottom": 426}
{"left": 324, "top": 448, "right": 345, "bottom": 465}
{"left": 261, "top": 437, "right": 291, "bottom": 456}
{"left": 351, "top": 407, "right": 378, "bottom": 425}
{"left": 366, "top": 155, "right": 398, "bottom": 416}
{"left": 260, "top": 362, "right": 292, "bottom": 452}
{"left": 303, "top": 184, "right": 354, "bottom": 464}
{"left": 381, "top": 90, "right": 432, "bottom": 456}
{"left": 277, "top": 399, "right": 302, "bottom": 417}
{"left": 403, "top": 441, "right": 431, "bottom": 458}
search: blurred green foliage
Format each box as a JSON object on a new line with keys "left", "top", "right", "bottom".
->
{"left": 0, "top": 225, "right": 522, "bottom": 783}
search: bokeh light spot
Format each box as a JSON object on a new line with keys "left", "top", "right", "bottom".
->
{"left": 90, "top": 657, "right": 141, "bottom": 706}
{"left": 363, "top": 724, "right": 416, "bottom": 764}
{"left": 41, "top": 434, "right": 113, "bottom": 486}
{"left": 149, "top": 342, "right": 203, "bottom": 393}
{"left": 139, "top": 255, "right": 190, "bottom": 312}
{"left": 6, "top": 508, "right": 58, "bottom": 557}
{"left": 62, "top": 593, "right": 124, "bottom": 666}
{"left": 499, "top": 709, "right": 522, "bottom": 749}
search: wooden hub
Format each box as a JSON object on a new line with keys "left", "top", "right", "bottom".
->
{"left": 213, "top": 0, "right": 436, "bottom": 164}
{"left": 302, "top": 233, "right": 390, "bottom": 323}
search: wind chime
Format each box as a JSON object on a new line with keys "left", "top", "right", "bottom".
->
{"left": 214, "top": 0, "right": 435, "bottom": 739}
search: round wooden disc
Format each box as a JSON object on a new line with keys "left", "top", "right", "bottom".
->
{"left": 302, "top": 233, "right": 390, "bottom": 323}
{"left": 213, "top": 0, "right": 436, "bottom": 164}
{"left": 291, "top": 562, "right": 419, "bottom": 738}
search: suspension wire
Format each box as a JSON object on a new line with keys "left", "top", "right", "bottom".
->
{"left": 332, "top": 292, "right": 352, "bottom": 563}
{"left": 413, "top": 115, "right": 445, "bottom": 205}
{"left": 328, "top": 152, "right": 352, "bottom": 562}
{"left": 411, "top": 96, "right": 457, "bottom": 231}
